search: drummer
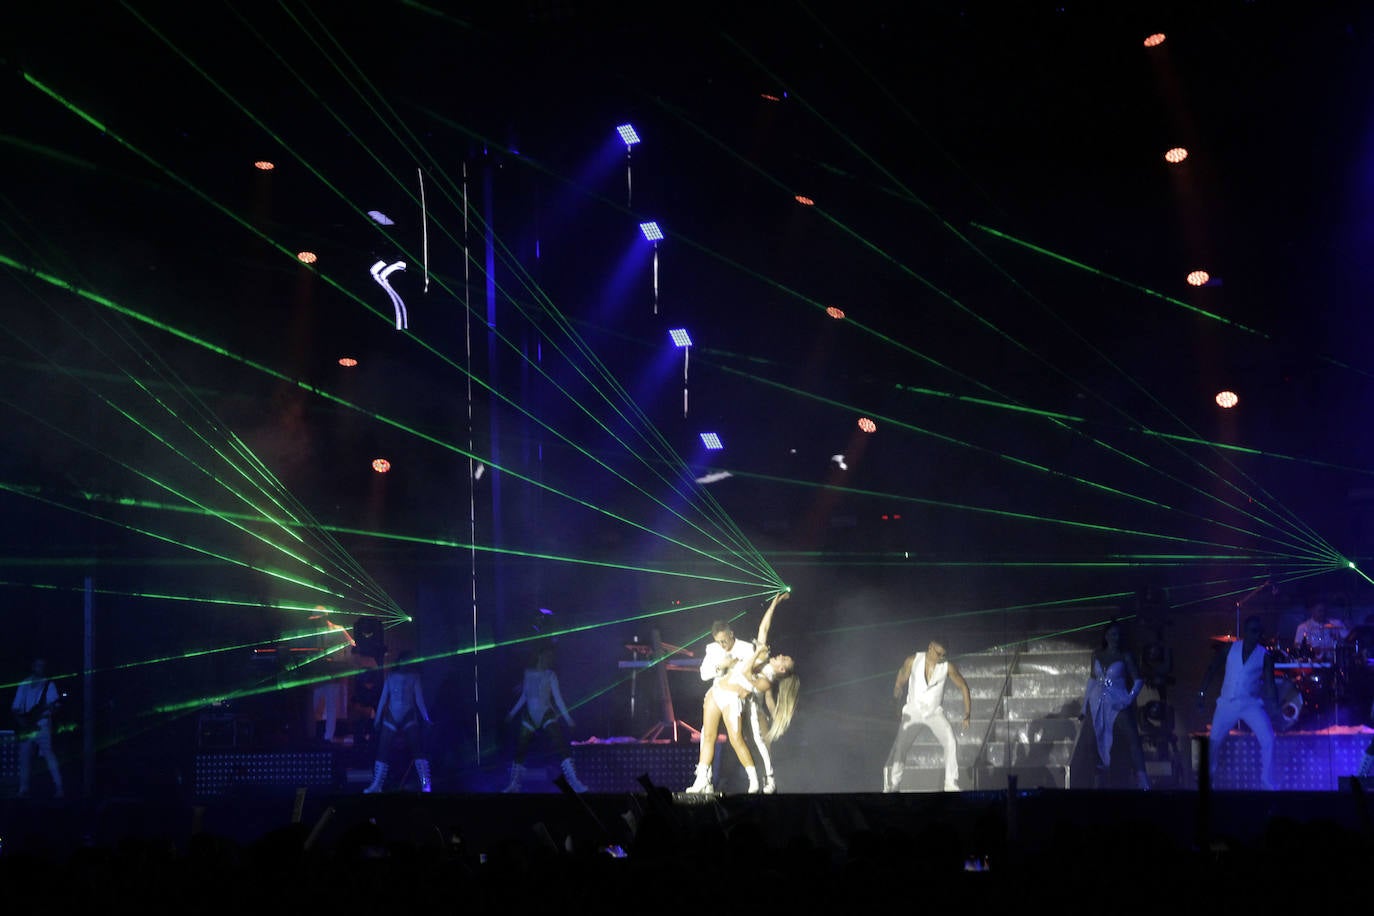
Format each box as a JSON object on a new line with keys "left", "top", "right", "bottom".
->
{"left": 1292, "top": 596, "right": 1349, "bottom": 661}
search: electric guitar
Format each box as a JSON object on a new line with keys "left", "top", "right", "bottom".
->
{"left": 14, "top": 690, "right": 64, "bottom": 733}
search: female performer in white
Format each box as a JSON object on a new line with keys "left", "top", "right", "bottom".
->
{"left": 501, "top": 644, "right": 589, "bottom": 793}
{"left": 685, "top": 590, "right": 799, "bottom": 794}
{"left": 363, "top": 651, "right": 433, "bottom": 793}
{"left": 1079, "top": 620, "right": 1150, "bottom": 790}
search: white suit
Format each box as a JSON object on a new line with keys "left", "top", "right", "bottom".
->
{"left": 884, "top": 652, "right": 960, "bottom": 791}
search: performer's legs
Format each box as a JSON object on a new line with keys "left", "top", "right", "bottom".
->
{"left": 397, "top": 719, "right": 431, "bottom": 792}
{"left": 1237, "top": 702, "right": 1277, "bottom": 790}
{"left": 695, "top": 693, "right": 722, "bottom": 769}
{"left": 533, "top": 720, "right": 587, "bottom": 792}
{"left": 324, "top": 684, "right": 339, "bottom": 741}
{"left": 541, "top": 720, "right": 570, "bottom": 759}
{"left": 1207, "top": 700, "right": 1241, "bottom": 784}
{"left": 1113, "top": 708, "right": 1150, "bottom": 789}
{"left": 746, "top": 697, "right": 775, "bottom": 792}
{"left": 364, "top": 722, "right": 396, "bottom": 793}
{"left": 721, "top": 704, "right": 758, "bottom": 791}
{"left": 400, "top": 719, "right": 424, "bottom": 762}
{"left": 313, "top": 684, "right": 338, "bottom": 741}
{"left": 1071, "top": 713, "right": 1107, "bottom": 788}
{"left": 924, "top": 711, "right": 960, "bottom": 791}
{"left": 35, "top": 726, "right": 62, "bottom": 798}
{"left": 884, "top": 715, "right": 922, "bottom": 791}
{"left": 687, "top": 694, "right": 723, "bottom": 792}
{"left": 511, "top": 721, "right": 537, "bottom": 765}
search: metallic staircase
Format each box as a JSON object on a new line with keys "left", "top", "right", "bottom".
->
{"left": 888, "top": 638, "right": 1092, "bottom": 791}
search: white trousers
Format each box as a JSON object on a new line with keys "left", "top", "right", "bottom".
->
{"left": 18, "top": 721, "right": 63, "bottom": 796}
{"left": 885, "top": 707, "right": 959, "bottom": 791}
{"left": 1208, "top": 696, "right": 1275, "bottom": 790}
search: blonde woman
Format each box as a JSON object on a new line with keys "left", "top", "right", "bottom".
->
{"left": 685, "top": 590, "right": 799, "bottom": 794}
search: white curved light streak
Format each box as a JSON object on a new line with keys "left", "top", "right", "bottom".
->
{"left": 370, "top": 259, "right": 408, "bottom": 329}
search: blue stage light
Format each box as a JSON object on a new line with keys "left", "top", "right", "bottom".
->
{"left": 617, "top": 124, "right": 641, "bottom": 146}
{"left": 640, "top": 221, "right": 664, "bottom": 241}
{"left": 700, "top": 432, "right": 724, "bottom": 451}
{"left": 669, "top": 328, "right": 692, "bottom": 348}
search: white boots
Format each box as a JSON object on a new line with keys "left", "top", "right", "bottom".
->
{"left": 363, "top": 761, "right": 388, "bottom": 794}
{"left": 364, "top": 760, "right": 434, "bottom": 794}
{"left": 762, "top": 770, "right": 776, "bottom": 794}
{"left": 685, "top": 763, "right": 761, "bottom": 794}
{"left": 685, "top": 763, "right": 713, "bottom": 793}
{"left": 416, "top": 758, "right": 432, "bottom": 793}
{"left": 500, "top": 759, "right": 588, "bottom": 793}
{"left": 560, "top": 757, "right": 589, "bottom": 793}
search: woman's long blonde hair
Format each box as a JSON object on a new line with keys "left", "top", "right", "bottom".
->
{"left": 764, "top": 670, "right": 800, "bottom": 743}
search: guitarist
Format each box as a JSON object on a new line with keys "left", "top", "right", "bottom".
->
{"left": 10, "top": 657, "right": 64, "bottom": 799}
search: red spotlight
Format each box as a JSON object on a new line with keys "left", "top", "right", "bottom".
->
{"left": 858, "top": 417, "right": 877, "bottom": 433}
{"left": 1164, "top": 147, "right": 1188, "bottom": 163}
{"left": 760, "top": 92, "right": 783, "bottom": 102}
{"left": 297, "top": 251, "right": 318, "bottom": 264}
{"left": 372, "top": 458, "right": 391, "bottom": 473}
{"left": 826, "top": 306, "right": 846, "bottom": 319}
{"left": 338, "top": 357, "right": 358, "bottom": 367}
{"left": 1143, "top": 33, "right": 1166, "bottom": 48}
{"left": 1186, "top": 270, "right": 1210, "bottom": 287}
{"left": 1215, "top": 390, "right": 1239, "bottom": 409}
{"left": 794, "top": 195, "right": 815, "bottom": 206}
{"left": 253, "top": 160, "right": 275, "bottom": 171}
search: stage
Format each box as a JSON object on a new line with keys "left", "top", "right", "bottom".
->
{"left": 1197, "top": 725, "right": 1374, "bottom": 791}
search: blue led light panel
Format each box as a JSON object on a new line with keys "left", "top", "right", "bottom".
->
{"left": 669, "top": 328, "right": 692, "bottom": 347}
{"left": 700, "top": 432, "right": 724, "bottom": 451}
{"left": 639, "top": 221, "right": 664, "bottom": 241}
{"left": 617, "top": 124, "right": 641, "bottom": 145}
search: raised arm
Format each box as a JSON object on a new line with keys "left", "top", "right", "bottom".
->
{"left": 506, "top": 679, "right": 528, "bottom": 720}
{"left": 754, "top": 590, "right": 789, "bottom": 648}
{"left": 1124, "top": 652, "right": 1144, "bottom": 702}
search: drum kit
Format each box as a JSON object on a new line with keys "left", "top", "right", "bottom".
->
{"left": 1210, "top": 625, "right": 1374, "bottom": 730}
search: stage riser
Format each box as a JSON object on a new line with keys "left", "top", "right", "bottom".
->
{"left": 0, "top": 732, "right": 16, "bottom": 781}
{"left": 1194, "top": 732, "right": 1372, "bottom": 791}
{"left": 194, "top": 750, "right": 340, "bottom": 797}
{"left": 571, "top": 743, "right": 697, "bottom": 793}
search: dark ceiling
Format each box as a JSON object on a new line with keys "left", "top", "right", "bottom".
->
{"left": 3, "top": 0, "right": 1374, "bottom": 640}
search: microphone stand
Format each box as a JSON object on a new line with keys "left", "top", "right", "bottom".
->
{"left": 1234, "top": 578, "right": 1272, "bottom": 637}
